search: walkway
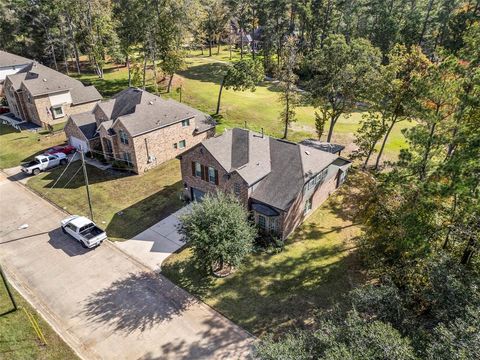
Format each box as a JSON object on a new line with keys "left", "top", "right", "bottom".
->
{"left": 115, "top": 205, "right": 191, "bottom": 272}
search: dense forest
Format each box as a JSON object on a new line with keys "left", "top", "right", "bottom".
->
{"left": 1, "top": 1, "right": 479, "bottom": 359}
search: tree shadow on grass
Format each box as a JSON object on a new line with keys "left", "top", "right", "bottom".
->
{"left": 163, "top": 241, "right": 364, "bottom": 337}
{"left": 328, "top": 170, "right": 377, "bottom": 223}
{"left": 106, "top": 181, "right": 183, "bottom": 240}
{"left": 177, "top": 62, "right": 228, "bottom": 85}
{"left": 81, "top": 272, "right": 194, "bottom": 334}
{"left": 34, "top": 162, "right": 132, "bottom": 189}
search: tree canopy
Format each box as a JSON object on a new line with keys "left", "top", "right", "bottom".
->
{"left": 178, "top": 192, "right": 257, "bottom": 275}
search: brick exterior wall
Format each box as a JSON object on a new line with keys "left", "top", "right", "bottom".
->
{"left": 281, "top": 169, "right": 340, "bottom": 239}
{"left": 3, "top": 78, "right": 98, "bottom": 127}
{"left": 64, "top": 117, "right": 101, "bottom": 151}
{"left": 30, "top": 92, "right": 98, "bottom": 127}
{"left": 180, "top": 143, "right": 345, "bottom": 240}
{"left": 131, "top": 121, "right": 214, "bottom": 174}
{"left": 3, "top": 78, "right": 22, "bottom": 119}
{"left": 179, "top": 143, "right": 250, "bottom": 206}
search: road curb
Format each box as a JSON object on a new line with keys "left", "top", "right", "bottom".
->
{"left": 1, "top": 262, "right": 96, "bottom": 360}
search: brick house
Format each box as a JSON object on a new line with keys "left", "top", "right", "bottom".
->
{"left": 179, "top": 128, "right": 351, "bottom": 239}
{"left": 3, "top": 60, "right": 101, "bottom": 127}
{"left": 64, "top": 88, "right": 216, "bottom": 173}
{"left": 0, "top": 50, "right": 31, "bottom": 96}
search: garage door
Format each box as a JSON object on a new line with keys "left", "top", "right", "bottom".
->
{"left": 191, "top": 188, "right": 206, "bottom": 202}
{"left": 69, "top": 136, "right": 89, "bottom": 152}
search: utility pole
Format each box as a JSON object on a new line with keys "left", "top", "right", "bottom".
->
{"left": 80, "top": 151, "right": 94, "bottom": 221}
{"left": 0, "top": 264, "right": 17, "bottom": 312}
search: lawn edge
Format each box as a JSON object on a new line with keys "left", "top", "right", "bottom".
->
{"left": 1, "top": 262, "right": 88, "bottom": 360}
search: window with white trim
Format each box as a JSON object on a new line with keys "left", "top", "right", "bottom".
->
{"left": 119, "top": 130, "right": 129, "bottom": 145}
{"left": 181, "top": 119, "right": 190, "bottom": 127}
{"left": 51, "top": 105, "right": 65, "bottom": 119}
{"left": 178, "top": 140, "right": 186, "bottom": 149}
{"left": 304, "top": 197, "right": 312, "bottom": 214}
{"left": 195, "top": 162, "right": 202, "bottom": 177}
{"left": 268, "top": 217, "right": 278, "bottom": 233}
{"left": 258, "top": 215, "right": 266, "bottom": 230}
{"left": 123, "top": 152, "right": 132, "bottom": 165}
{"left": 234, "top": 182, "right": 241, "bottom": 195}
{"left": 208, "top": 166, "right": 216, "bottom": 184}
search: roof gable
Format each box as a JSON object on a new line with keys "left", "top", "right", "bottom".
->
{"left": 197, "top": 128, "right": 347, "bottom": 210}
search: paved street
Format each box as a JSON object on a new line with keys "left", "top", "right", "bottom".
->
{"left": 0, "top": 172, "right": 253, "bottom": 359}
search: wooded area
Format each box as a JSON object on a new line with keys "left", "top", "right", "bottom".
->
{"left": 1, "top": 1, "right": 478, "bottom": 358}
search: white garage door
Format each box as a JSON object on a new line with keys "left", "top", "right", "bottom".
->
{"left": 69, "top": 136, "right": 89, "bottom": 152}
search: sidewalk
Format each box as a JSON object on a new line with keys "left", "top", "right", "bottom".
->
{"left": 115, "top": 205, "right": 192, "bottom": 272}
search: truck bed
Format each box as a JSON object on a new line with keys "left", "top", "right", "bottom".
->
{"left": 80, "top": 225, "right": 105, "bottom": 240}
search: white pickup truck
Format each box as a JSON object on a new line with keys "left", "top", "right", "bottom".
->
{"left": 21, "top": 153, "right": 68, "bottom": 175}
{"left": 61, "top": 216, "right": 107, "bottom": 248}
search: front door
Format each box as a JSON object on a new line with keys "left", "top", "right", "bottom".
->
{"left": 191, "top": 188, "right": 206, "bottom": 202}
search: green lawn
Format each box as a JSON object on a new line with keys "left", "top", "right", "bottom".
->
{"left": 162, "top": 171, "right": 371, "bottom": 336}
{"left": 27, "top": 159, "right": 183, "bottom": 241}
{"left": 0, "top": 125, "right": 66, "bottom": 169}
{"left": 0, "top": 278, "right": 78, "bottom": 359}
{"left": 74, "top": 54, "right": 412, "bottom": 164}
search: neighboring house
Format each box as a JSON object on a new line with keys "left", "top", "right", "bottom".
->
{"left": 3, "top": 58, "right": 101, "bottom": 127}
{"left": 179, "top": 128, "right": 351, "bottom": 240}
{"left": 64, "top": 88, "right": 216, "bottom": 174}
{"left": 0, "top": 51, "right": 31, "bottom": 96}
{"left": 228, "top": 19, "right": 262, "bottom": 52}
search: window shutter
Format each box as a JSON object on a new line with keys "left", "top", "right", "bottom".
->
{"left": 191, "top": 161, "right": 195, "bottom": 176}
{"left": 214, "top": 169, "right": 219, "bottom": 185}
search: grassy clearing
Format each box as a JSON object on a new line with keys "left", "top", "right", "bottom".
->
{"left": 0, "top": 124, "right": 66, "bottom": 169}
{"left": 74, "top": 53, "right": 411, "bottom": 164}
{"left": 0, "top": 278, "right": 78, "bottom": 359}
{"left": 27, "top": 159, "right": 183, "bottom": 241}
{"left": 163, "top": 172, "right": 372, "bottom": 336}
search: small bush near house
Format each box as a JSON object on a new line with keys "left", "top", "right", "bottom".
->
{"left": 178, "top": 191, "right": 257, "bottom": 276}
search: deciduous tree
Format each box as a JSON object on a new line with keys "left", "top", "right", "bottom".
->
{"left": 178, "top": 192, "right": 257, "bottom": 275}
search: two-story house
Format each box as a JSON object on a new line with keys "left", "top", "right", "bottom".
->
{"left": 0, "top": 50, "right": 31, "bottom": 96}
{"left": 3, "top": 59, "right": 101, "bottom": 127}
{"left": 179, "top": 128, "right": 351, "bottom": 239}
{"left": 64, "top": 88, "right": 216, "bottom": 173}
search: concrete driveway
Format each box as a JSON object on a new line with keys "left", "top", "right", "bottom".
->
{"left": 115, "top": 206, "right": 191, "bottom": 271}
{"left": 0, "top": 172, "right": 253, "bottom": 359}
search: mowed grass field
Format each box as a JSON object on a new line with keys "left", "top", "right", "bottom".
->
{"left": 0, "top": 125, "right": 67, "bottom": 169}
{"left": 0, "top": 279, "right": 78, "bottom": 359}
{"left": 74, "top": 48, "right": 412, "bottom": 164}
{"left": 27, "top": 159, "right": 184, "bottom": 241}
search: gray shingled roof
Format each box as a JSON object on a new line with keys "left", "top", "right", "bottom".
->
{"left": 202, "top": 128, "right": 271, "bottom": 185}
{"left": 200, "top": 128, "right": 347, "bottom": 211}
{"left": 70, "top": 112, "right": 98, "bottom": 140}
{"left": 97, "top": 88, "right": 214, "bottom": 136}
{"left": 0, "top": 50, "right": 31, "bottom": 68}
{"left": 67, "top": 88, "right": 214, "bottom": 140}
{"left": 6, "top": 62, "right": 101, "bottom": 104}
{"left": 299, "top": 139, "right": 345, "bottom": 154}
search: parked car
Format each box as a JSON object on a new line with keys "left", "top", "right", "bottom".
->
{"left": 61, "top": 216, "right": 107, "bottom": 248}
{"left": 21, "top": 153, "right": 68, "bottom": 175}
{"left": 44, "top": 145, "right": 76, "bottom": 155}
{"left": 0, "top": 106, "right": 10, "bottom": 114}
